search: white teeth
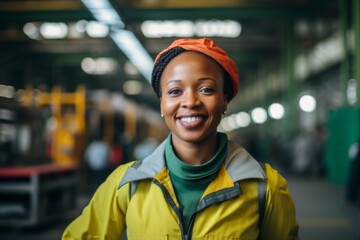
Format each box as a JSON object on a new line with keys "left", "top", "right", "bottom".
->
{"left": 181, "top": 117, "right": 200, "bottom": 123}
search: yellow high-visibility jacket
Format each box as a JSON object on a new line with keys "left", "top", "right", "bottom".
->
{"left": 63, "top": 140, "right": 299, "bottom": 240}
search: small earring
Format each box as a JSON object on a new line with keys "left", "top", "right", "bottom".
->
{"left": 161, "top": 112, "right": 164, "bottom": 117}
{"left": 223, "top": 111, "right": 227, "bottom": 115}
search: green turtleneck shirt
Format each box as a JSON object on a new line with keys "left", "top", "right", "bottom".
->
{"left": 165, "top": 132, "right": 228, "bottom": 231}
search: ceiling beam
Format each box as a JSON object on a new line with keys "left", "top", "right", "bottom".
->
{"left": 0, "top": 10, "right": 92, "bottom": 23}
{"left": 120, "top": 6, "right": 328, "bottom": 22}
{"left": 0, "top": 1, "right": 83, "bottom": 11}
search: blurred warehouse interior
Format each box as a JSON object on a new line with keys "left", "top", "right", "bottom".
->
{"left": 0, "top": 0, "right": 360, "bottom": 234}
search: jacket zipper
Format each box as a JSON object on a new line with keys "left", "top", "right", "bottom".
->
{"left": 153, "top": 180, "right": 241, "bottom": 239}
{"left": 185, "top": 212, "right": 197, "bottom": 240}
{"left": 153, "top": 180, "right": 188, "bottom": 240}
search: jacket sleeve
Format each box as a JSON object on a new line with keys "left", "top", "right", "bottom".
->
{"left": 62, "top": 162, "right": 132, "bottom": 240}
{"left": 260, "top": 164, "right": 299, "bottom": 240}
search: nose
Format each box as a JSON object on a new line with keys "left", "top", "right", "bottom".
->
{"left": 181, "top": 90, "right": 201, "bottom": 109}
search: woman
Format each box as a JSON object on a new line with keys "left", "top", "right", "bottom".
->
{"left": 63, "top": 38, "right": 299, "bottom": 239}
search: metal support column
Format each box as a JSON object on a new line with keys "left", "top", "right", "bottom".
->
{"left": 354, "top": 0, "right": 360, "bottom": 106}
{"left": 340, "top": 0, "right": 351, "bottom": 105}
{"left": 284, "top": 20, "right": 298, "bottom": 137}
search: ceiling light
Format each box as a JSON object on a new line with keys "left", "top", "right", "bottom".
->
{"left": 299, "top": 94, "right": 316, "bottom": 112}
{"left": 86, "top": 21, "right": 109, "bottom": 38}
{"left": 123, "top": 80, "right": 143, "bottom": 95}
{"left": 251, "top": 107, "right": 267, "bottom": 124}
{"left": 227, "top": 114, "right": 238, "bottom": 130}
{"left": 67, "top": 23, "right": 83, "bottom": 39}
{"left": 141, "top": 20, "right": 241, "bottom": 38}
{"left": 81, "top": 0, "right": 124, "bottom": 27}
{"left": 195, "top": 20, "right": 241, "bottom": 38}
{"left": 268, "top": 103, "right": 285, "bottom": 120}
{"left": 81, "top": 0, "right": 110, "bottom": 9}
{"left": 23, "top": 22, "right": 39, "bottom": 39}
{"left": 75, "top": 20, "right": 88, "bottom": 33}
{"left": 81, "top": 57, "right": 96, "bottom": 74}
{"left": 40, "top": 22, "right": 68, "bottom": 39}
{"left": 96, "top": 58, "right": 117, "bottom": 74}
{"left": 111, "top": 30, "right": 153, "bottom": 82}
{"left": 219, "top": 117, "right": 233, "bottom": 132}
{"left": 81, "top": 57, "right": 117, "bottom": 75}
{"left": 235, "top": 112, "right": 251, "bottom": 127}
{"left": 347, "top": 79, "right": 357, "bottom": 105}
{"left": 177, "top": 21, "right": 194, "bottom": 37}
{"left": 82, "top": 0, "right": 151, "bottom": 81}
{"left": 141, "top": 20, "right": 193, "bottom": 38}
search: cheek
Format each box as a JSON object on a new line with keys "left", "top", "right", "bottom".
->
{"left": 212, "top": 106, "right": 224, "bottom": 119}
{"left": 161, "top": 98, "right": 177, "bottom": 115}
{"left": 209, "top": 98, "right": 225, "bottom": 113}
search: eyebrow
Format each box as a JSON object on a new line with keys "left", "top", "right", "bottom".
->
{"left": 165, "top": 77, "right": 217, "bottom": 86}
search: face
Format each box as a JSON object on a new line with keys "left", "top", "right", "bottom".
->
{"left": 160, "top": 51, "right": 228, "bottom": 144}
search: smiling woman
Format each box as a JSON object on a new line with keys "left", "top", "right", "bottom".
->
{"left": 62, "top": 38, "right": 299, "bottom": 240}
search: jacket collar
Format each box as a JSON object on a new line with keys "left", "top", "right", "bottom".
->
{"left": 118, "top": 138, "right": 266, "bottom": 189}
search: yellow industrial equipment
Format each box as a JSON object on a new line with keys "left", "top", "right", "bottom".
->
{"left": 22, "top": 86, "right": 86, "bottom": 164}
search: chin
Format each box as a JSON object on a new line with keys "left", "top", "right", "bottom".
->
{"left": 174, "top": 131, "right": 217, "bottom": 144}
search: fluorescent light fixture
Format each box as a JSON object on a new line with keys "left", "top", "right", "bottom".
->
{"left": 90, "top": 9, "right": 123, "bottom": 27}
{"left": 111, "top": 30, "right": 153, "bottom": 82}
{"left": 40, "top": 22, "right": 68, "bottom": 39}
{"left": 81, "top": 57, "right": 117, "bottom": 75}
{"left": 141, "top": 20, "right": 241, "bottom": 38}
{"left": 81, "top": 0, "right": 111, "bottom": 9}
{"left": 195, "top": 20, "right": 241, "bottom": 38}
{"left": 81, "top": 0, "right": 152, "bottom": 81}
{"left": 75, "top": 20, "right": 88, "bottom": 33}
{"left": 81, "top": 0, "right": 124, "bottom": 27}
{"left": 86, "top": 21, "right": 109, "bottom": 38}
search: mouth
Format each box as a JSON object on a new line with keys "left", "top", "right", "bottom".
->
{"left": 177, "top": 115, "right": 207, "bottom": 127}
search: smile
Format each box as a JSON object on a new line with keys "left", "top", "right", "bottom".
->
{"left": 177, "top": 115, "right": 207, "bottom": 128}
{"left": 180, "top": 117, "right": 202, "bottom": 123}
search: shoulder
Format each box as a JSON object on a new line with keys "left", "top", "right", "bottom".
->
{"left": 225, "top": 140, "right": 266, "bottom": 181}
{"left": 260, "top": 163, "right": 299, "bottom": 238}
{"left": 88, "top": 161, "right": 136, "bottom": 209}
{"left": 264, "top": 164, "right": 287, "bottom": 187}
{"left": 263, "top": 163, "right": 292, "bottom": 201}
{"left": 102, "top": 161, "right": 136, "bottom": 189}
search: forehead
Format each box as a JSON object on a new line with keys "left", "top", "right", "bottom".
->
{"left": 162, "top": 51, "right": 223, "bottom": 77}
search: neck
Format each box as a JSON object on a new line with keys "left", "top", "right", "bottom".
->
{"left": 171, "top": 133, "right": 218, "bottom": 165}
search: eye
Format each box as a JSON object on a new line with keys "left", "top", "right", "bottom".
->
{"left": 168, "top": 88, "right": 182, "bottom": 96}
{"left": 200, "top": 87, "right": 215, "bottom": 94}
